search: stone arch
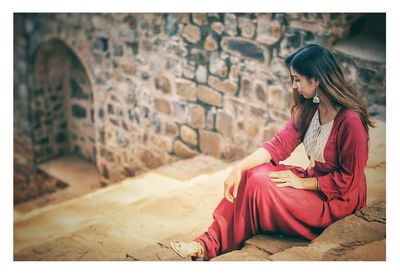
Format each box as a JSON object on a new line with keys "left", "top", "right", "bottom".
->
{"left": 32, "top": 39, "right": 97, "bottom": 165}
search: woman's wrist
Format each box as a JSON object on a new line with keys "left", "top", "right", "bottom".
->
{"left": 301, "top": 177, "right": 318, "bottom": 191}
{"left": 233, "top": 164, "right": 243, "bottom": 173}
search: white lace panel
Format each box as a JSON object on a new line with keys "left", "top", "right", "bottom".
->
{"left": 303, "top": 109, "right": 334, "bottom": 166}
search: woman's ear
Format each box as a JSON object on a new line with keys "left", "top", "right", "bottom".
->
{"left": 313, "top": 77, "right": 320, "bottom": 87}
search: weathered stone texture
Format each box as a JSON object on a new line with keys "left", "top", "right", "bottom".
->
{"left": 173, "top": 140, "right": 197, "bottom": 158}
{"left": 188, "top": 104, "right": 206, "bottom": 129}
{"left": 196, "top": 85, "right": 223, "bottom": 107}
{"left": 213, "top": 204, "right": 386, "bottom": 261}
{"left": 180, "top": 125, "right": 198, "bottom": 146}
{"left": 199, "top": 130, "right": 221, "bottom": 158}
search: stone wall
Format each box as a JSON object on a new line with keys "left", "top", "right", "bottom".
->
{"left": 32, "top": 40, "right": 96, "bottom": 164}
{"left": 14, "top": 13, "right": 386, "bottom": 202}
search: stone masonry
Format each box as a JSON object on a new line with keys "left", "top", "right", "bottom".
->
{"left": 14, "top": 13, "right": 386, "bottom": 202}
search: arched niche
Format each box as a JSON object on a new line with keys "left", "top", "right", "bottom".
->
{"left": 32, "top": 39, "right": 97, "bottom": 165}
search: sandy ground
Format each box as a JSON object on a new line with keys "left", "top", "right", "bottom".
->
{"left": 13, "top": 119, "right": 385, "bottom": 261}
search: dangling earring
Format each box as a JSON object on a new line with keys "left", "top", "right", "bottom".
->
{"left": 313, "top": 88, "right": 320, "bottom": 104}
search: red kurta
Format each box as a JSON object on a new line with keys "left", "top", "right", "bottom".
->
{"left": 194, "top": 107, "right": 369, "bottom": 259}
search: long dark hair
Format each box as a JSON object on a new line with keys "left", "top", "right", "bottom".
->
{"left": 285, "top": 44, "right": 375, "bottom": 136}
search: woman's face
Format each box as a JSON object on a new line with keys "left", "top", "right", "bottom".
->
{"left": 290, "top": 66, "right": 319, "bottom": 99}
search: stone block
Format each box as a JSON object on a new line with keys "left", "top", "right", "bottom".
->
{"left": 196, "top": 85, "right": 223, "bottom": 107}
{"left": 188, "top": 104, "right": 206, "bottom": 129}
{"left": 209, "top": 52, "right": 228, "bottom": 78}
{"left": 268, "top": 245, "right": 325, "bottom": 261}
{"left": 176, "top": 14, "right": 190, "bottom": 24}
{"left": 180, "top": 125, "right": 198, "bottom": 146}
{"left": 211, "top": 22, "right": 224, "bottom": 34}
{"left": 224, "top": 13, "right": 237, "bottom": 36}
{"left": 155, "top": 76, "right": 171, "bottom": 94}
{"left": 238, "top": 16, "right": 256, "bottom": 38}
{"left": 221, "top": 37, "right": 267, "bottom": 63}
{"left": 205, "top": 108, "right": 215, "bottom": 130}
{"left": 257, "top": 15, "right": 283, "bottom": 45}
{"left": 354, "top": 202, "right": 386, "bottom": 224}
{"left": 244, "top": 120, "right": 259, "bottom": 137}
{"left": 139, "top": 149, "right": 163, "bottom": 169}
{"left": 239, "top": 77, "right": 252, "bottom": 99}
{"left": 176, "top": 79, "right": 197, "bottom": 101}
{"left": 215, "top": 110, "right": 233, "bottom": 137}
{"left": 182, "top": 24, "right": 201, "bottom": 44}
{"left": 164, "top": 122, "right": 178, "bottom": 136}
{"left": 192, "top": 13, "right": 208, "bottom": 26}
{"left": 92, "top": 16, "right": 108, "bottom": 30}
{"left": 164, "top": 14, "right": 179, "bottom": 36}
{"left": 262, "top": 122, "right": 283, "bottom": 142}
{"left": 173, "top": 140, "right": 198, "bottom": 158}
{"left": 332, "top": 239, "right": 386, "bottom": 261}
{"left": 250, "top": 105, "right": 266, "bottom": 118}
{"left": 195, "top": 65, "right": 207, "bottom": 83}
{"left": 267, "top": 85, "right": 286, "bottom": 109}
{"left": 212, "top": 245, "right": 271, "bottom": 261}
{"left": 245, "top": 234, "right": 310, "bottom": 255}
{"left": 222, "top": 144, "right": 246, "bottom": 161}
{"left": 204, "top": 34, "right": 218, "bottom": 51}
{"left": 208, "top": 75, "right": 237, "bottom": 96}
{"left": 154, "top": 98, "right": 171, "bottom": 115}
{"left": 158, "top": 136, "right": 173, "bottom": 153}
{"left": 311, "top": 214, "right": 386, "bottom": 246}
{"left": 199, "top": 130, "right": 221, "bottom": 158}
{"left": 182, "top": 63, "right": 196, "bottom": 79}
{"left": 229, "top": 64, "right": 239, "bottom": 81}
{"left": 172, "top": 102, "right": 187, "bottom": 124}
{"left": 255, "top": 82, "right": 267, "bottom": 103}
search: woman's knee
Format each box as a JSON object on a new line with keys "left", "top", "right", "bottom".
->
{"left": 245, "top": 171, "right": 270, "bottom": 194}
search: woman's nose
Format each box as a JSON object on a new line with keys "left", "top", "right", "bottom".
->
{"left": 292, "top": 82, "right": 297, "bottom": 89}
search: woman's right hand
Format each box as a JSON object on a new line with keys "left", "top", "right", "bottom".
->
{"left": 224, "top": 166, "right": 242, "bottom": 203}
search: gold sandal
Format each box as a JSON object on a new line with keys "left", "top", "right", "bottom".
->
{"left": 170, "top": 241, "right": 205, "bottom": 260}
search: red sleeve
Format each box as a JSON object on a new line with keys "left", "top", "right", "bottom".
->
{"left": 259, "top": 117, "right": 302, "bottom": 165}
{"left": 317, "top": 116, "right": 368, "bottom": 201}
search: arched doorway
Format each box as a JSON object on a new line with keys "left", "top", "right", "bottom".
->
{"left": 32, "top": 39, "right": 96, "bottom": 164}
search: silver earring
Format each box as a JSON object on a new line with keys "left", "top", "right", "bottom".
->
{"left": 313, "top": 89, "right": 320, "bottom": 104}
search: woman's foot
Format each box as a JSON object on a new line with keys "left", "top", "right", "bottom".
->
{"left": 170, "top": 241, "right": 206, "bottom": 260}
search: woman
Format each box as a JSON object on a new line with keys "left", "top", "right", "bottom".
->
{"left": 170, "top": 44, "right": 375, "bottom": 260}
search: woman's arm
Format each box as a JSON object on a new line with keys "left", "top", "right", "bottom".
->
{"left": 268, "top": 171, "right": 319, "bottom": 190}
{"left": 269, "top": 115, "right": 368, "bottom": 198}
{"left": 234, "top": 147, "right": 272, "bottom": 172}
{"left": 260, "top": 117, "right": 302, "bottom": 165}
{"left": 316, "top": 116, "right": 368, "bottom": 200}
{"left": 224, "top": 148, "right": 271, "bottom": 203}
{"left": 302, "top": 177, "right": 319, "bottom": 190}
{"left": 224, "top": 116, "right": 301, "bottom": 203}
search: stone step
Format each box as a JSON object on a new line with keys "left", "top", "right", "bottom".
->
{"left": 211, "top": 202, "right": 385, "bottom": 261}
{"left": 212, "top": 234, "right": 310, "bottom": 261}
{"left": 14, "top": 155, "right": 232, "bottom": 258}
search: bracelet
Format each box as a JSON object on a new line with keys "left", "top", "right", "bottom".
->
{"left": 316, "top": 178, "right": 319, "bottom": 191}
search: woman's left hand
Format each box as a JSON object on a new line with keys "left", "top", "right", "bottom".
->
{"left": 267, "top": 170, "right": 305, "bottom": 189}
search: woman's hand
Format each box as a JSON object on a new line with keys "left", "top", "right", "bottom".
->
{"left": 268, "top": 170, "right": 305, "bottom": 189}
{"left": 224, "top": 166, "right": 242, "bottom": 203}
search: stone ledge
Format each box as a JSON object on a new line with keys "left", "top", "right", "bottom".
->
{"left": 212, "top": 202, "right": 386, "bottom": 261}
{"left": 212, "top": 245, "right": 272, "bottom": 261}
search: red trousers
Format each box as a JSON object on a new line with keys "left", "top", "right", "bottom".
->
{"left": 194, "top": 162, "right": 328, "bottom": 259}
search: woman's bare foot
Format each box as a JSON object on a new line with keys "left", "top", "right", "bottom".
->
{"left": 170, "top": 241, "right": 206, "bottom": 260}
